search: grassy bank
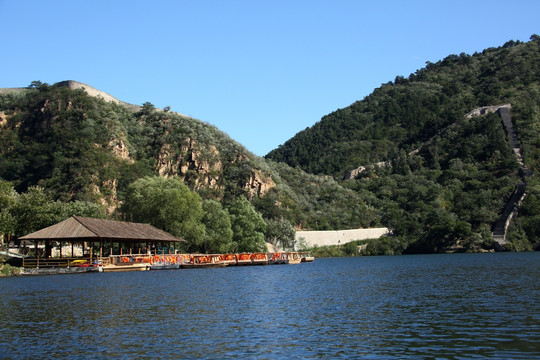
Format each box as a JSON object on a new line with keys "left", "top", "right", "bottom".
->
{"left": 0, "top": 264, "right": 22, "bottom": 276}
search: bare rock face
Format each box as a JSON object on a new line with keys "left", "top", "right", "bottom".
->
{"left": 0, "top": 111, "right": 6, "bottom": 127}
{"left": 156, "top": 139, "right": 224, "bottom": 191}
{"left": 108, "top": 138, "right": 133, "bottom": 163}
{"left": 245, "top": 169, "right": 276, "bottom": 199}
{"left": 186, "top": 143, "right": 223, "bottom": 191}
{"left": 156, "top": 144, "right": 178, "bottom": 177}
{"left": 100, "top": 179, "right": 119, "bottom": 215}
{"left": 86, "top": 175, "right": 119, "bottom": 215}
{"left": 155, "top": 139, "right": 276, "bottom": 198}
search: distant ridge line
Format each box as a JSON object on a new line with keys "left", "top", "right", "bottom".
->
{"left": 55, "top": 80, "right": 141, "bottom": 111}
{"left": 0, "top": 80, "right": 191, "bottom": 117}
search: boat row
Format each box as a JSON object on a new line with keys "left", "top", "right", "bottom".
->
{"left": 89, "top": 251, "right": 314, "bottom": 272}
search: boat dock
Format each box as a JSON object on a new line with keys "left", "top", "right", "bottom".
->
{"left": 17, "top": 251, "right": 314, "bottom": 275}
{"left": 8, "top": 216, "right": 314, "bottom": 275}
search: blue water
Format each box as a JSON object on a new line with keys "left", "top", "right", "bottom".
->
{"left": 1, "top": 252, "right": 539, "bottom": 359}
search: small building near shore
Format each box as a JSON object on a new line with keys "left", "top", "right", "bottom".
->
{"left": 16, "top": 216, "right": 185, "bottom": 261}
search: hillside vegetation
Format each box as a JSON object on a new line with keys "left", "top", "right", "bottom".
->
{"left": 1, "top": 37, "right": 539, "bottom": 254}
{"left": 267, "top": 36, "right": 540, "bottom": 253}
{"left": 0, "top": 81, "right": 376, "bottom": 253}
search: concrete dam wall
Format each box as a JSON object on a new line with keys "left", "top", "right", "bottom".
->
{"left": 296, "top": 228, "right": 389, "bottom": 248}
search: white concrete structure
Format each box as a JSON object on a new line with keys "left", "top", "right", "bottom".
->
{"left": 296, "top": 228, "right": 389, "bottom": 248}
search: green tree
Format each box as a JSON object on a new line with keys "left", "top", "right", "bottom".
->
{"left": 121, "top": 176, "right": 205, "bottom": 247}
{"left": 265, "top": 218, "right": 295, "bottom": 250}
{"left": 0, "top": 180, "right": 17, "bottom": 243}
{"left": 9, "top": 186, "right": 56, "bottom": 236}
{"left": 227, "top": 196, "right": 267, "bottom": 252}
{"left": 28, "top": 80, "right": 48, "bottom": 89}
{"left": 201, "top": 199, "right": 233, "bottom": 253}
{"left": 57, "top": 200, "right": 105, "bottom": 220}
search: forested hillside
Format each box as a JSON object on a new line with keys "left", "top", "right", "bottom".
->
{"left": 1, "top": 37, "right": 539, "bottom": 255}
{"left": 267, "top": 36, "right": 540, "bottom": 253}
{"left": 267, "top": 37, "right": 540, "bottom": 178}
{"left": 0, "top": 82, "right": 377, "bottom": 253}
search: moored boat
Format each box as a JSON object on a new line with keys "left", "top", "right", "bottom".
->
{"left": 269, "top": 252, "right": 287, "bottom": 265}
{"left": 251, "top": 252, "right": 269, "bottom": 265}
{"left": 286, "top": 252, "right": 302, "bottom": 264}
{"left": 181, "top": 254, "right": 227, "bottom": 269}
{"left": 150, "top": 254, "right": 181, "bottom": 270}
{"left": 235, "top": 253, "right": 252, "bottom": 266}
{"left": 98, "top": 255, "right": 151, "bottom": 272}
{"left": 220, "top": 254, "right": 237, "bottom": 266}
{"left": 99, "top": 263, "right": 150, "bottom": 272}
{"left": 300, "top": 251, "right": 315, "bottom": 262}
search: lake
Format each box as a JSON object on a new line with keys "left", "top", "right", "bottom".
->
{"left": 1, "top": 252, "right": 539, "bottom": 359}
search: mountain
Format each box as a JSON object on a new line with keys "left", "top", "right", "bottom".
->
{"left": 266, "top": 36, "right": 540, "bottom": 253}
{"left": 266, "top": 37, "right": 540, "bottom": 179}
{"left": 2, "top": 37, "right": 539, "bottom": 254}
{"left": 0, "top": 80, "right": 376, "bottom": 235}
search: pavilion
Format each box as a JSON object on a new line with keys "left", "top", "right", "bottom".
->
{"left": 18, "top": 216, "right": 185, "bottom": 267}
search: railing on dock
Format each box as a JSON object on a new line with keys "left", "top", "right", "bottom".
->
{"left": 22, "top": 257, "right": 93, "bottom": 269}
{"left": 107, "top": 254, "right": 182, "bottom": 265}
{"left": 21, "top": 252, "right": 312, "bottom": 270}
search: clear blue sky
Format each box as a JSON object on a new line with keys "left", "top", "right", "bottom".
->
{"left": 1, "top": 1, "right": 538, "bottom": 156}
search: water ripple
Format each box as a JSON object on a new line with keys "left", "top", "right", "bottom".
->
{"left": 0, "top": 253, "right": 539, "bottom": 359}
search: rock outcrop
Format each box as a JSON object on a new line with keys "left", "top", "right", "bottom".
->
{"left": 155, "top": 140, "right": 224, "bottom": 192}
{"left": 0, "top": 111, "right": 6, "bottom": 127}
{"left": 155, "top": 139, "right": 276, "bottom": 198}
{"left": 245, "top": 169, "right": 276, "bottom": 199}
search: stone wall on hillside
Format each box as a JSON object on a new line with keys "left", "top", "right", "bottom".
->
{"left": 465, "top": 104, "right": 512, "bottom": 118}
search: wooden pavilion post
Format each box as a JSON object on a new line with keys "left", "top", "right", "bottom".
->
{"left": 89, "top": 241, "right": 93, "bottom": 263}
{"left": 34, "top": 240, "right": 39, "bottom": 268}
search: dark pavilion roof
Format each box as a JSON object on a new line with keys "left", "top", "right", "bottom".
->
{"left": 19, "top": 216, "right": 185, "bottom": 243}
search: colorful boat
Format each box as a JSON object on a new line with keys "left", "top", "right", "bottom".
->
{"left": 269, "top": 252, "right": 287, "bottom": 265}
{"left": 300, "top": 251, "right": 315, "bottom": 262}
{"left": 251, "top": 252, "right": 269, "bottom": 265}
{"left": 93, "top": 251, "right": 309, "bottom": 271}
{"left": 99, "top": 256, "right": 150, "bottom": 272}
{"left": 150, "top": 254, "right": 181, "bottom": 270}
{"left": 181, "top": 254, "right": 227, "bottom": 269}
{"left": 220, "top": 254, "right": 237, "bottom": 266}
{"left": 235, "top": 253, "right": 252, "bottom": 266}
{"left": 286, "top": 252, "right": 302, "bottom": 264}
